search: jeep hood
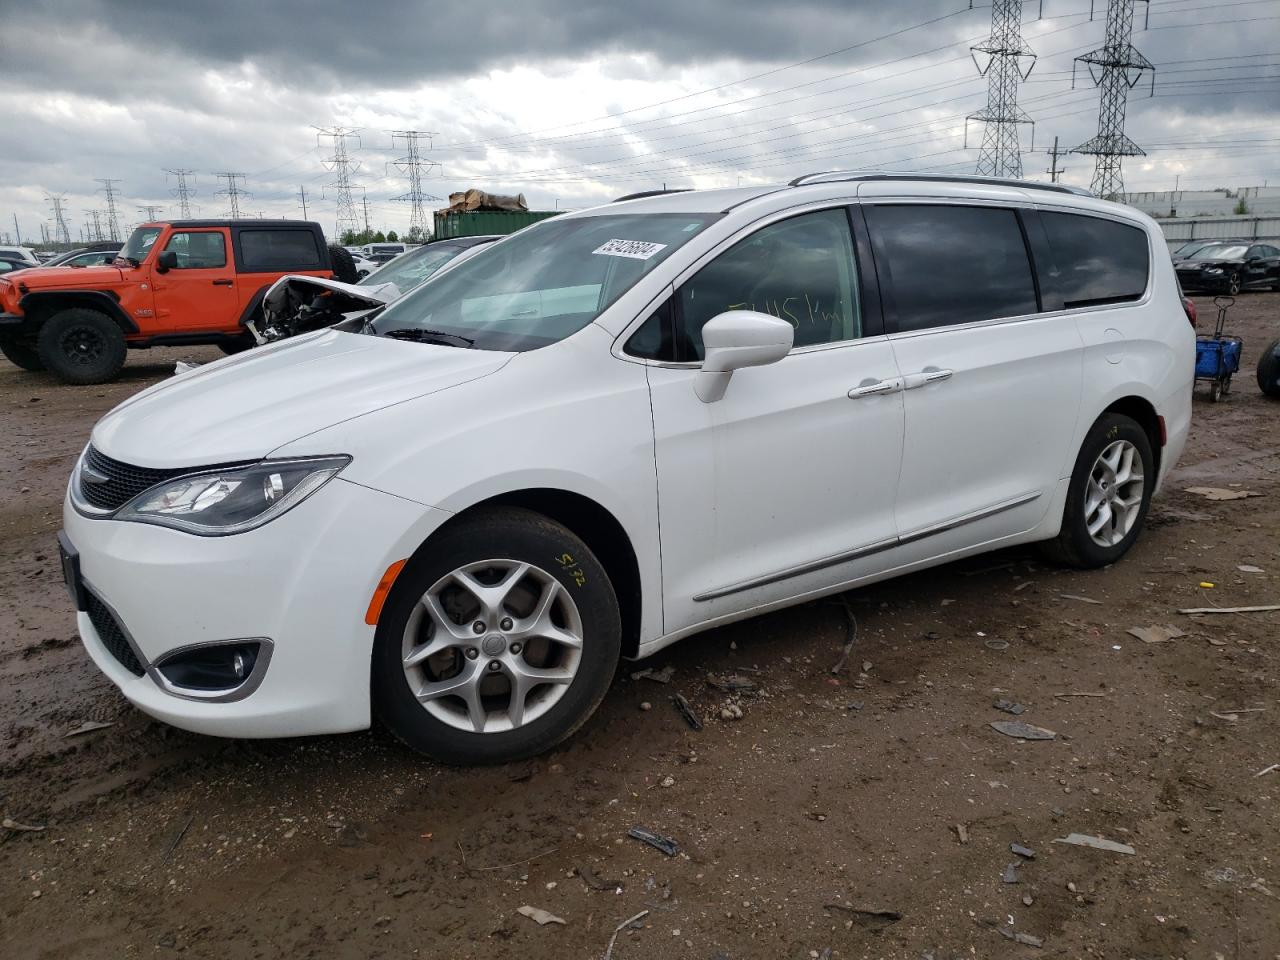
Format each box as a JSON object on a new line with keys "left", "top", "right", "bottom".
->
{"left": 91, "top": 329, "right": 513, "bottom": 467}
{"left": 11, "top": 264, "right": 125, "bottom": 288}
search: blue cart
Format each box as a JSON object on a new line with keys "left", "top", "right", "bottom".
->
{"left": 1195, "top": 296, "right": 1243, "bottom": 402}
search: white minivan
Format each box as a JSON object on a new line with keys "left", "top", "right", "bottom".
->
{"left": 60, "top": 173, "right": 1194, "bottom": 762}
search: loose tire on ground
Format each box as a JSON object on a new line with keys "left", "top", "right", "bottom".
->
{"left": 36, "top": 308, "right": 127, "bottom": 385}
{"left": 327, "top": 245, "right": 359, "bottom": 284}
{"left": 0, "top": 338, "right": 45, "bottom": 372}
{"left": 372, "top": 507, "right": 621, "bottom": 764}
{"left": 1258, "top": 337, "right": 1280, "bottom": 398}
{"left": 1040, "top": 412, "right": 1155, "bottom": 569}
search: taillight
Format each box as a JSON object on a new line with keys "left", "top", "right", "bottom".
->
{"left": 1182, "top": 296, "right": 1197, "bottom": 328}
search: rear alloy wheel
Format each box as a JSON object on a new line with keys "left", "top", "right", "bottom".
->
{"left": 1042, "top": 413, "right": 1154, "bottom": 568}
{"left": 372, "top": 508, "right": 620, "bottom": 763}
{"left": 0, "top": 338, "right": 45, "bottom": 372}
{"left": 36, "top": 307, "right": 127, "bottom": 385}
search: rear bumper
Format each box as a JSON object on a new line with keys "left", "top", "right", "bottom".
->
{"left": 62, "top": 475, "right": 449, "bottom": 739}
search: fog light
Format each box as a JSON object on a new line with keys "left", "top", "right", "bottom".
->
{"left": 156, "top": 641, "right": 263, "bottom": 692}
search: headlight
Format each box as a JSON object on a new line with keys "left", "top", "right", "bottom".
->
{"left": 114, "top": 456, "right": 350, "bottom": 535}
{"left": 1205, "top": 267, "right": 1224, "bottom": 274}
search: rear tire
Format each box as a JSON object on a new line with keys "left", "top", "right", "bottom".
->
{"left": 1041, "top": 413, "right": 1154, "bottom": 569}
{"left": 36, "top": 308, "right": 127, "bottom": 385}
{"left": 372, "top": 507, "right": 621, "bottom": 764}
{"left": 0, "top": 338, "right": 45, "bottom": 372}
{"left": 1258, "top": 337, "right": 1280, "bottom": 398}
{"left": 217, "top": 334, "right": 255, "bottom": 356}
{"left": 327, "top": 244, "right": 359, "bottom": 284}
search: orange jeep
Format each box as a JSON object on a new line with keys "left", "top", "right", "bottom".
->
{"left": 0, "top": 220, "right": 357, "bottom": 384}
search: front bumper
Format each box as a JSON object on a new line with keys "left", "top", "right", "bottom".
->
{"left": 62, "top": 475, "right": 448, "bottom": 738}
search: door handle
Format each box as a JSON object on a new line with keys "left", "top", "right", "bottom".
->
{"left": 902, "top": 367, "right": 954, "bottom": 390}
{"left": 211, "top": 279, "right": 234, "bottom": 286}
{"left": 847, "top": 377, "right": 903, "bottom": 399}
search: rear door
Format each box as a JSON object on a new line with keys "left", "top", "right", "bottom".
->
{"left": 151, "top": 228, "right": 237, "bottom": 332}
{"left": 864, "top": 201, "right": 1083, "bottom": 557}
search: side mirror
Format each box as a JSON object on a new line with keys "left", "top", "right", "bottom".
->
{"left": 695, "top": 310, "right": 794, "bottom": 403}
{"left": 156, "top": 250, "right": 178, "bottom": 273}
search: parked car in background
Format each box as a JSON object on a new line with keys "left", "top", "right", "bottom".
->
{"left": 59, "top": 173, "right": 1192, "bottom": 764}
{"left": 0, "top": 255, "right": 33, "bottom": 275}
{"left": 1169, "top": 237, "right": 1251, "bottom": 263}
{"left": 256, "top": 235, "right": 499, "bottom": 341}
{"left": 43, "top": 241, "right": 123, "bottom": 267}
{"left": 350, "top": 251, "right": 378, "bottom": 278}
{"left": 56, "top": 248, "right": 123, "bottom": 268}
{"left": 1175, "top": 241, "right": 1280, "bottom": 294}
{"left": 0, "top": 219, "right": 358, "bottom": 383}
{"left": 364, "top": 242, "right": 408, "bottom": 258}
{"left": 0, "top": 245, "right": 39, "bottom": 266}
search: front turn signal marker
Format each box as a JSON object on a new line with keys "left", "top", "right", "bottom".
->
{"left": 365, "top": 559, "right": 408, "bottom": 625}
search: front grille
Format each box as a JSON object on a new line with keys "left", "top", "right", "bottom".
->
{"left": 78, "top": 445, "right": 191, "bottom": 512}
{"left": 84, "top": 589, "right": 145, "bottom": 676}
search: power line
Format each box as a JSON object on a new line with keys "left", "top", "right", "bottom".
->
{"left": 82, "top": 209, "right": 105, "bottom": 242}
{"left": 138, "top": 204, "right": 164, "bottom": 221}
{"left": 388, "top": 130, "right": 442, "bottom": 240}
{"left": 315, "top": 126, "right": 362, "bottom": 239}
{"left": 1071, "top": 0, "right": 1155, "bottom": 199}
{"left": 967, "top": 0, "right": 1038, "bottom": 177}
{"left": 213, "top": 172, "right": 250, "bottom": 219}
{"left": 165, "top": 168, "right": 196, "bottom": 219}
{"left": 96, "top": 178, "right": 122, "bottom": 241}
{"left": 46, "top": 194, "right": 71, "bottom": 245}
{"left": 1046, "top": 134, "right": 1068, "bottom": 181}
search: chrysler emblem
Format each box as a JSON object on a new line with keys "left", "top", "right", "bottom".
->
{"left": 81, "top": 465, "right": 111, "bottom": 485}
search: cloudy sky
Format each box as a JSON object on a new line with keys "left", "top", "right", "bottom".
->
{"left": 2, "top": 0, "right": 1277, "bottom": 244}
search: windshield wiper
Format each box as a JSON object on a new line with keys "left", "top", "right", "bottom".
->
{"left": 381, "top": 327, "right": 476, "bottom": 348}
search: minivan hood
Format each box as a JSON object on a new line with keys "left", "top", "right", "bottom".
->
{"left": 92, "top": 329, "right": 513, "bottom": 467}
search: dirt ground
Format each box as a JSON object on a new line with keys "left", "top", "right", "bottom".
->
{"left": 2, "top": 298, "right": 1279, "bottom": 960}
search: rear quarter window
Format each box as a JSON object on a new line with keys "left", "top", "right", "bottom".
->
{"left": 238, "top": 230, "right": 322, "bottom": 271}
{"left": 1040, "top": 212, "right": 1149, "bottom": 308}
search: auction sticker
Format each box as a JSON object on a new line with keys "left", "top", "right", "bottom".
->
{"left": 592, "top": 238, "right": 668, "bottom": 260}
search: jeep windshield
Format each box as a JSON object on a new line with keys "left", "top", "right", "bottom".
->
{"left": 368, "top": 213, "right": 716, "bottom": 351}
{"left": 118, "top": 226, "right": 162, "bottom": 265}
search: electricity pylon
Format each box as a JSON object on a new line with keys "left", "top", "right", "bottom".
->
{"left": 966, "top": 0, "right": 1036, "bottom": 178}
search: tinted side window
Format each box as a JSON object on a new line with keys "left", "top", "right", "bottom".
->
{"left": 677, "top": 208, "right": 860, "bottom": 360}
{"left": 163, "top": 231, "right": 227, "bottom": 269}
{"left": 1041, "top": 212, "right": 1149, "bottom": 308}
{"left": 239, "top": 230, "right": 321, "bottom": 270}
{"left": 865, "top": 204, "right": 1038, "bottom": 331}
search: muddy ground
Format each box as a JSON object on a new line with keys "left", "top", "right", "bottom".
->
{"left": 2, "top": 298, "right": 1279, "bottom": 960}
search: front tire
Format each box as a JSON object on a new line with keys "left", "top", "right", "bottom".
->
{"left": 372, "top": 507, "right": 621, "bottom": 764}
{"left": 36, "top": 308, "right": 127, "bottom": 385}
{"left": 1042, "top": 413, "right": 1154, "bottom": 569}
{"left": 0, "top": 338, "right": 45, "bottom": 372}
{"left": 1226, "top": 272, "right": 1242, "bottom": 295}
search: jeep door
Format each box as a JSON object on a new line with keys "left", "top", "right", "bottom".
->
{"left": 151, "top": 228, "right": 237, "bottom": 332}
{"left": 863, "top": 201, "right": 1084, "bottom": 557}
{"left": 642, "top": 206, "right": 905, "bottom": 633}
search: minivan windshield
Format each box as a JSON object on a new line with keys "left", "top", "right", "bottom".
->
{"left": 118, "top": 226, "right": 162, "bottom": 264}
{"left": 369, "top": 213, "right": 716, "bottom": 351}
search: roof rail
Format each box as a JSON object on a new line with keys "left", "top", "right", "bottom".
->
{"left": 788, "top": 170, "right": 1092, "bottom": 197}
{"left": 613, "top": 188, "right": 692, "bottom": 203}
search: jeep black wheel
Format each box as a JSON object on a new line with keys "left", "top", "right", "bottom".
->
{"left": 327, "top": 244, "right": 359, "bottom": 284}
{"left": 36, "top": 308, "right": 127, "bottom": 385}
{"left": 0, "top": 338, "right": 45, "bottom": 372}
{"left": 372, "top": 507, "right": 621, "bottom": 764}
{"left": 217, "top": 333, "right": 255, "bottom": 355}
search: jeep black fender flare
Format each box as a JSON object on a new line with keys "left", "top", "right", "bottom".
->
{"left": 18, "top": 290, "right": 138, "bottom": 333}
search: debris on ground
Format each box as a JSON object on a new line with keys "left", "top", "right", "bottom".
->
{"left": 984, "top": 639, "right": 1010, "bottom": 650}
{"left": 1179, "top": 603, "right": 1280, "bottom": 614}
{"left": 1011, "top": 842, "right": 1036, "bottom": 859}
{"left": 1126, "top": 624, "right": 1186, "bottom": 644}
{"left": 1254, "top": 763, "right": 1279, "bottom": 778}
{"left": 990, "top": 720, "right": 1057, "bottom": 741}
{"left": 830, "top": 600, "right": 858, "bottom": 675}
{"left": 822, "top": 903, "right": 902, "bottom": 927}
{"left": 719, "top": 702, "right": 744, "bottom": 721}
{"left": 173, "top": 360, "right": 201, "bottom": 375}
{"left": 1060, "top": 593, "right": 1102, "bottom": 604}
{"left": 993, "top": 699, "right": 1026, "bottom": 715}
{"left": 659, "top": 775, "right": 675, "bottom": 788}
{"left": 1238, "top": 564, "right": 1265, "bottom": 573}
{"left": 1184, "top": 486, "right": 1263, "bottom": 501}
{"left": 705, "top": 673, "right": 758, "bottom": 693}
{"left": 639, "top": 701, "right": 651, "bottom": 712}
{"left": 954, "top": 823, "right": 969, "bottom": 844}
{"left": 2, "top": 817, "right": 46, "bottom": 832}
{"left": 627, "top": 826, "right": 678, "bottom": 857}
{"left": 631, "top": 665, "right": 675, "bottom": 684}
{"left": 576, "top": 865, "right": 622, "bottom": 892}
{"left": 846, "top": 701, "right": 865, "bottom": 711}
{"left": 670, "top": 693, "right": 702, "bottom": 730}
{"left": 997, "top": 927, "right": 1045, "bottom": 948}
{"left": 1052, "top": 833, "right": 1136, "bottom": 855}
{"left": 63, "top": 720, "right": 115, "bottom": 738}
{"left": 517, "top": 905, "right": 565, "bottom": 926}
{"left": 1208, "top": 707, "right": 1265, "bottom": 722}
{"left": 1002, "top": 862, "right": 1020, "bottom": 884}
{"left": 1053, "top": 691, "right": 1108, "bottom": 699}
{"left": 162, "top": 813, "right": 194, "bottom": 862}
{"left": 602, "top": 910, "right": 649, "bottom": 960}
